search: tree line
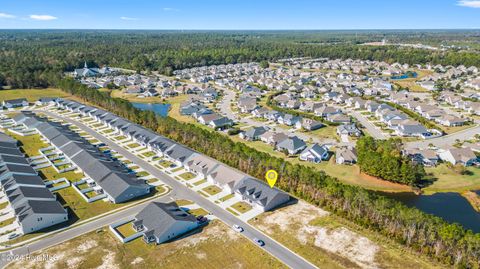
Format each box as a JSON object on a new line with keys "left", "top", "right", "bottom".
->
{"left": 356, "top": 136, "right": 425, "bottom": 185}
{"left": 57, "top": 78, "right": 480, "bottom": 268}
{"left": 2, "top": 30, "right": 480, "bottom": 89}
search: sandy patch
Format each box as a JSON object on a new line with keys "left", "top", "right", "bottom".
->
{"left": 97, "top": 250, "right": 118, "bottom": 269}
{"left": 194, "top": 251, "right": 207, "bottom": 260}
{"left": 257, "top": 200, "right": 379, "bottom": 268}
{"left": 259, "top": 201, "right": 330, "bottom": 232}
{"left": 66, "top": 256, "right": 84, "bottom": 268}
{"left": 304, "top": 226, "right": 380, "bottom": 269}
{"left": 177, "top": 222, "right": 240, "bottom": 248}
{"left": 131, "top": 257, "right": 144, "bottom": 265}
{"left": 76, "top": 239, "right": 98, "bottom": 253}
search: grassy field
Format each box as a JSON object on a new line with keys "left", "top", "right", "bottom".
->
{"left": 423, "top": 164, "right": 480, "bottom": 193}
{"left": 0, "top": 88, "right": 71, "bottom": 102}
{"left": 8, "top": 221, "right": 286, "bottom": 269}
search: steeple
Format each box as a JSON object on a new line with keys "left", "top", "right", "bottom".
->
{"left": 84, "top": 61, "right": 88, "bottom": 69}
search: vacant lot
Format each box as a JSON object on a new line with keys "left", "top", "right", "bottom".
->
{"left": 0, "top": 88, "right": 71, "bottom": 101}
{"left": 9, "top": 221, "right": 287, "bottom": 269}
{"left": 250, "top": 201, "right": 444, "bottom": 269}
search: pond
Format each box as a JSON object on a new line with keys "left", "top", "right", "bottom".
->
{"left": 390, "top": 72, "right": 418, "bottom": 80}
{"left": 132, "top": 103, "right": 171, "bottom": 117}
{"left": 380, "top": 192, "right": 480, "bottom": 233}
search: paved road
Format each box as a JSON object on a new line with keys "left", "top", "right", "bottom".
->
{"left": 347, "top": 109, "right": 388, "bottom": 140}
{"left": 405, "top": 124, "right": 480, "bottom": 149}
{"left": 26, "top": 110, "right": 318, "bottom": 269}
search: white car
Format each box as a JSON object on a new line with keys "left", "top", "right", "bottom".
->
{"left": 232, "top": 224, "right": 244, "bottom": 232}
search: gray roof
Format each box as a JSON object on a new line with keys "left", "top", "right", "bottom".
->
{"left": 301, "top": 144, "right": 328, "bottom": 158}
{"left": 15, "top": 200, "right": 66, "bottom": 222}
{"left": 6, "top": 186, "right": 55, "bottom": 206}
{"left": 0, "top": 147, "right": 24, "bottom": 157}
{"left": 165, "top": 145, "right": 195, "bottom": 163}
{"left": 0, "top": 133, "right": 17, "bottom": 145}
{"left": 0, "top": 154, "right": 29, "bottom": 166}
{"left": 185, "top": 154, "right": 220, "bottom": 175}
{"left": 233, "top": 178, "right": 289, "bottom": 211}
{"left": 134, "top": 202, "right": 197, "bottom": 240}
{"left": 1, "top": 174, "right": 46, "bottom": 190}
{"left": 0, "top": 163, "right": 36, "bottom": 175}
{"left": 243, "top": 126, "right": 269, "bottom": 139}
{"left": 276, "top": 136, "right": 306, "bottom": 152}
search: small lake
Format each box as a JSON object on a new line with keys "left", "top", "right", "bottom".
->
{"left": 390, "top": 72, "right": 418, "bottom": 80}
{"left": 132, "top": 103, "right": 171, "bottom": 117}
{"left": 380, "top": 192, "right": 480, "bottom": 233}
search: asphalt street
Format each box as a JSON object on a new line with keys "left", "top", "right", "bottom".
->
{"left": 0, "top": 109, "right": 318, "bottom": 269}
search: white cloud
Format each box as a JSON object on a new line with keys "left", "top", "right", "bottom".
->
{"left": 163, "top": 7, "right": 180, "bottom": 12}
{"left": 457, "top": 0, "right": 480, "bottom": 8}
{"left": 0, "top": 12, "right": 16, "bottom": 19}
{"left": 29, "top": 14, "right": 58, "bottom": 21}
{"left": 120, "top": 16, "right": 139, "bottom": 21}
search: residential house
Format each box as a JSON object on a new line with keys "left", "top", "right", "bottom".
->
{"left": 275, "top": 136, "right": 307, "bottom": 155}
{"left": 299, "top": 144, "right": 329, "bottom": 163}
{"left": 232, "top": 178, "right": 290, "bottom": 212}
{"left": 336, "top": 146, "right": 358, "bottom": 165}
{"left": 133, "top": 202, "right": 199, "bottom": 245}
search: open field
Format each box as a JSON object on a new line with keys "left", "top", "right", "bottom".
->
{"left": 250, "top": 201, "right": 445, "bottom": 269}
{"left": 423, "top": 164, "right": 480, "bottom": 193}
{"left": 8, "top": 221, "right": 287, "bottom": 269}
{"left": 0, "top": 88, "right": 71, "bottom": 102}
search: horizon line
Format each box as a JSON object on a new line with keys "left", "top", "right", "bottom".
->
{"left": 0, "top": 28, "right": 479, "bottom": 31}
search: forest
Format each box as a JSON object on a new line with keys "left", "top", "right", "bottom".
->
{"left": 356, "top": 136, "right": 425, "bottom": 185}
{"left": 56, "top": 78, "right": 480, "bottom": 268}
{"left": 2, "top": 30, "right": 480, "bottom": 88}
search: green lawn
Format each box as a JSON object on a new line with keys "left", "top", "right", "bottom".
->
{"left": 0, "top": 202, "right": 9, "bottom": 210}
{"left": 170, "top": 167, "right": 184, "bottom": 173}
{"left": 230, "top": 201, "right": 252, "bottom": 214}
{"left": 226, "top": 208, "right": 239, "bottom": 216}
{"left": 113, "top": 135, "right": 127, "bottom": 141}
{"left": 136, "top": 171, "right": 150, "bottom": 177}
{"left": 159, "top": 160, "right": 174, "bottom": 168}
{"left": 0, "top": 218, "right": 15, "bottom": 228}
{"left": 115, "top": 222, "right": 137, "bottom": 238}
{"left": 219, "top": 193, "right": 235, "bottom": 202}
{"left": 178, "top": 172, "right": 195, "bottom": 180}
{"left": 141, "top": 151, "right": 156, "bottom": 158}
{"left": 187, "top": 208, "right": 209, "bottom": 217}
{"left": 202, "top": 185, "right": 222, "bottom": 196}
{"left": 126, "top": 142, "right": 140, "bottom": 149}
{"left": 193, "top": 179, "right": 207, "bottom": 186}
{"left": 0, "top": 88, "right": 70, "bottom": 102}
{"left": 175, "top": 199, "right": 194, "bottom": 206}
{"left": 423, "top": 164, "right": 480, "bottom": 193}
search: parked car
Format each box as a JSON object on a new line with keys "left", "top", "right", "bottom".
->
{"left": 232, "top": 224, "right": 244, "bottom": 232}
{"left": 253, "top": 238, "right": 265, "bottom": 246}
{"left": 7, "top": 233, "right": 19, "bottom": 240}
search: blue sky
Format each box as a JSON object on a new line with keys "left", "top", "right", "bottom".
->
{"left": 0, "top": 0, "right": 479, "bottom": 29}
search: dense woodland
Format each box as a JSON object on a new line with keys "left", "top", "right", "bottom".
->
{"left": 2, "top": 30, "right": 480, "bottom": 88}
{"left": 57, "top": 78, "right": 480, "bottom": 268}
{"left": 357, "top": 136, "right": 425, "bottom": 185}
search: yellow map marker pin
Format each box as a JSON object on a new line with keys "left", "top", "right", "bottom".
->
{"left": 265, "top": 170, "right": 278, "bottom": 188}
